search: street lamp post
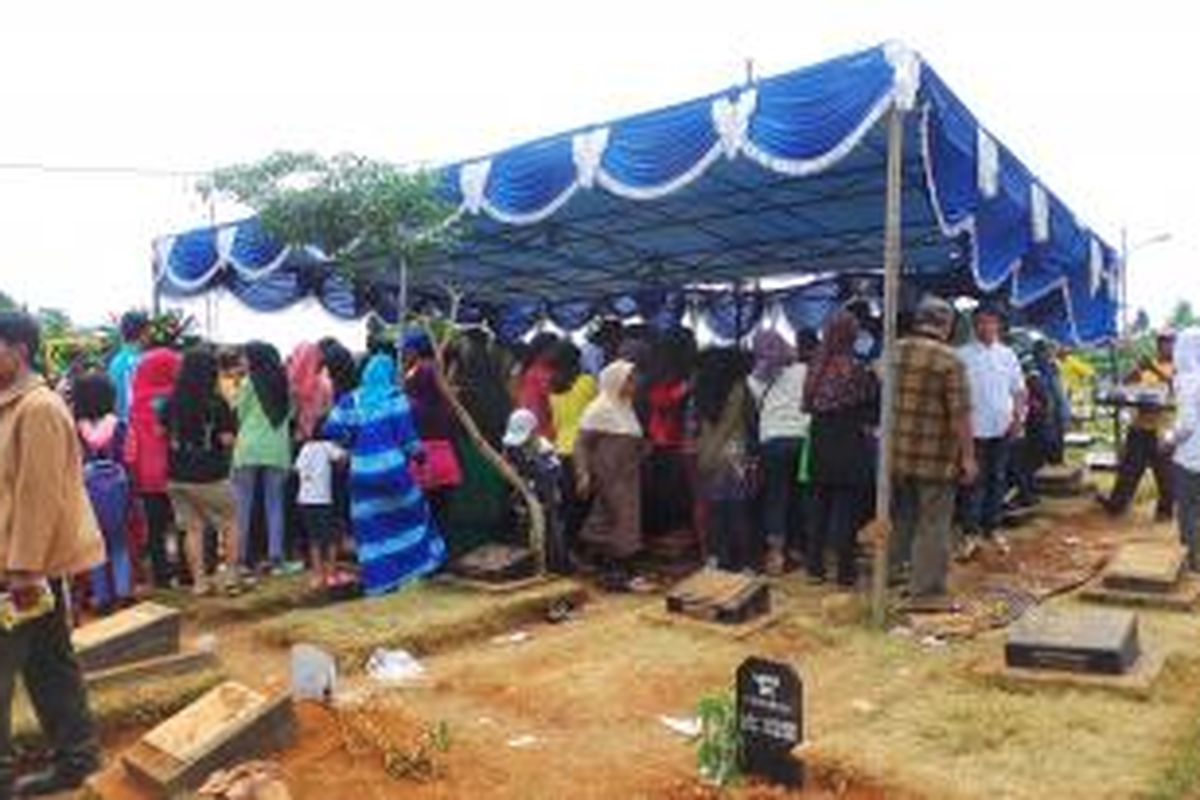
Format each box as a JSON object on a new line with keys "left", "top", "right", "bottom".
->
{"left": 1111, "top": 228, "right": 1173, "bottom": 452}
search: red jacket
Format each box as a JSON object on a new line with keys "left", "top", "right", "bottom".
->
{"left": 126, "top": 348, "right": 180, "bottom": 493}
{"left": 518, "top": 362, "right": 557, "bottom": 440}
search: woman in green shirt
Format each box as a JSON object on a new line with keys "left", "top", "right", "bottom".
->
{"left": 232, "top": 342, "right": 293, "bottom": 572}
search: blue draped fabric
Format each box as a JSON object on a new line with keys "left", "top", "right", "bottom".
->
{"left": 154, "top": 43, "right": 1117, "bottom": 345}
{"left": 323, "top": 369, "right": 447, "bottom": 595}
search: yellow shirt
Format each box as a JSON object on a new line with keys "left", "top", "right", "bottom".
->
{"left": 550, "top": 374, "right": 598, "bottom": 456}
{"left": 1132, "top": 360, "right": 1174, "bottom": 432}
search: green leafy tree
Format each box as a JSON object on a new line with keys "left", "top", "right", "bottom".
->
{"left": 203, "top": 150, "right": 551, "bottom": 571}
{"left": 0, "top": 290, "right": 17, "bottom": 311}
{"left": 201, "top": 151, "right": 457, "bottom": 269}
{"left": 1169, "top": 300, "right": 1197, "bottom": 331}
{"left": 36, "top": 307, "right": 72, "bottom": 338}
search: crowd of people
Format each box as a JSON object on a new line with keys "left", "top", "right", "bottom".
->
{"left": 5, "top": 297, "right": 1200, "bottom": 796}
{"left": 8, "top": 296, "right": 1093, "bottom": 616}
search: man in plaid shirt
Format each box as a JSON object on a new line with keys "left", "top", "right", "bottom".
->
{"left": 890, "top": 296, "right": 977, "bottom": 600}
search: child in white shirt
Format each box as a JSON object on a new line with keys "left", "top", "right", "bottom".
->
{"left": 295, "top": 436, "right": 346, "bottom": 589}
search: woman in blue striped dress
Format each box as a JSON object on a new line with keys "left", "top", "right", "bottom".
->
{"left": 324, "top": 353, "right": 447, "bottom": 595}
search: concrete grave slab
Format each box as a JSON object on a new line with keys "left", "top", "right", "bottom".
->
{"left": 123, "top": 681, "right": 296, "bottom": 798}
{"left": 84, "top": 649, "right": 221, "bottom": 693}
{"left": 1006, "top": 608, "right": 1141, "bottom": 675}
{"left": 977, "top": 647, "right": 1167, "bottom": 701}
{"left": 1102, "top": 542, "right": 1186, "bottom": 593}
{"left": 666, "top": 569, "right": 771, "bottom": 625}
{"left": 1082, "top": 573, "right": 1200, "bottom": 611}
{"left": 73, "top": 602, "right": 181, "bottom": 672}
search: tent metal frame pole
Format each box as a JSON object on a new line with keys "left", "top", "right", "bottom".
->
{"left": 398, "top": 252, "right": 409, "bottom": 326}
{"left": 150, "top": 246, "right": 162, "bottom": 316}
{"left": 870, "top": 104, "right": 906, "bottom": 629}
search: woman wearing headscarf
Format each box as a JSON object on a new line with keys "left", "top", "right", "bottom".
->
{"left": 574, "top": 360, "right": 653, "bottom": 591}
{"left": 72, "top": 371, "right": 133, "bottom": 610}
{"left": 695, "top": 348, "right": 757, "bottom": 571}
{"left": 319, "top": 337, "right": 360, "bottom": 401}
{"left": 324, "top": 354, "right": 447, "bottom": 595}
{"left": 232, "top": 341, "right": 293, "bottom": 573}
{"left": 748, "top": 329, "right": 810, "bottom": 575}
{"left": 164, "top": 348, "right": 240, "bottom": 595}
{"left": 287, "top": 342, "right": 333, "bottom": 443}
{"left": 1170, "top": 328, "right": 1200, "bottom": 571}
{"left": 126, "top": 347, "right": 181, "bottom": 587}
{"left": 643, "top": 329, "right": 698, "bottom": 545}
{"left": 447, "top": 327, "right": 512, "bottom": 449}
{"left": 803, "top": 311, "right": 880, "bottom": 586}
{"left": 439, "top": 328, "right": 514, "bottom": 556}
{"left": 402, "top": 330, "right": 463, "bottom": 502}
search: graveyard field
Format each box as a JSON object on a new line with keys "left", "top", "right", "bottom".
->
{"left": 78, "top": 495, "right": 1200, "bottom": 800}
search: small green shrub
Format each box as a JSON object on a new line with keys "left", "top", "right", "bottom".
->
{"left": 696, "top": 689, "right": 741, "bottom": 787}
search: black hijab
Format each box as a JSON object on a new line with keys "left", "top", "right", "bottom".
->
{"left": 244, "top": 341, "right": 290, "bottom": 429}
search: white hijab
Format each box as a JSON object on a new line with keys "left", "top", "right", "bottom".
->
{"left": 579, "top": 360, "right": 642, "bottom": 437}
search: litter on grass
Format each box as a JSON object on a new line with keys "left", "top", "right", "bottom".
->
{"left": 659, "top": 715, "right": 702, "bottom": 739}
{"left": 506, "top": 734, "right": 540, "bottom": 749}
{"left": 366, "top": 648, "right": 426, "bottom": 683}
{"left": 491, "top": 630, "right": 533, "bottom": 646}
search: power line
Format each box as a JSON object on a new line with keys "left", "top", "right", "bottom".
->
{"left": 0, "top": 161, "right": 206, "bottom": 178}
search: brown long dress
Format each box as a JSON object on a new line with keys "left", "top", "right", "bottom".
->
{"left": 576, "top": 430, "right": 646, "bottom": 560}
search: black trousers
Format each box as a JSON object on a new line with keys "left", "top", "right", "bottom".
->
{"left": 141, "top": 492, "right": 175, "bottom": 587}
{"left": 0, "top": 581, "right": 99, "bottom": 791}
{"left": 808, "top": 484, "right": 869, "bottom": 584}
{"left": 1108, "top": 428, "right": 1174, "bottom": 516}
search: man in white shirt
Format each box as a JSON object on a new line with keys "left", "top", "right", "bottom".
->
{"left": 957, "top": 305, "right": 1026, "bottom": 552}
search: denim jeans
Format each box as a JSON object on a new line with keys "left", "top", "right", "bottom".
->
{"left": 232, "top": 467, "right": 289, "bottom": 566}
{"left": 761, "top": 438, "right": 803, "bottom": 548}
{"left": 808, "top": 485, "right": 868, "bottom": 584}
{"left": 967, "top": 437, "right": 1011, "bottom": 537}
{"left": 89, "top": 528, "right": 132, "bottom": 609}
{"left": 1175, "top": 464, "right": 1200, "bottom": 571}
{"left": 0, "top": 580, "right": 99, "bottom": 792}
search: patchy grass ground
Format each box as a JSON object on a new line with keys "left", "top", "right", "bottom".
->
{"left": 84, "top": 490, "right": 1200, "bottom": 799}
{"left": 254, "top": 578, "right": 587, "bottom": 666}
{"left": 14, "top": 666, "right": 224, "bottom": 751}
{"left": 150, "top": 573, "right": 324, "bottom": 624}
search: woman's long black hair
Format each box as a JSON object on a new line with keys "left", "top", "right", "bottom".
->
{"left": 693, "top": 347, "right": 750, "bottom": 425}
{"left": 319, "top": 337, "right": 359, "bottom": 399}
{"left": 169, "top": 347, "right": 220, "bottom": 438}
{"left": 72, "top": 370, "right": 116, "bottom": 422}
{"left": 244, "top": 341, "right": 290, "bottom": 428}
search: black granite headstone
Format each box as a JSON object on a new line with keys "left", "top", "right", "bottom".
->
{"left": 1006, "top": 608, "right": 1141, "bottom": 675}
{"left": 736, "top": 657, "right": 804, "bottom": 787}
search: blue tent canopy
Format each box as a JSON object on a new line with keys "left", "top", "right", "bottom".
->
{"left": 153, "top": 42, "right": 1118, "bottom": 344}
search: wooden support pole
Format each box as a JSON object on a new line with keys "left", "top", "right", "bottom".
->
{"left": 870, "top": 106, "right": 906, "bottom": 628}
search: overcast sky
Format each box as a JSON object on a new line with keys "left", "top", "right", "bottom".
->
{"left": 0, "top": 1, "right": 1194, "bottom": 343}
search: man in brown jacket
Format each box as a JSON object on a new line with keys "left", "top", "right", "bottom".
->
{"left": 0, "top": 311, "right": 105, "bottom": 799}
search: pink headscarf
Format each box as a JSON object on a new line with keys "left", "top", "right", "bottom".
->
{"left": 287, "top": 342, "right": 333, "bottom": 441}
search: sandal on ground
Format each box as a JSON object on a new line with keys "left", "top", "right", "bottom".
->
{"left": 625, "top": 576, "right": 659, "bottom": 594}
